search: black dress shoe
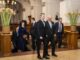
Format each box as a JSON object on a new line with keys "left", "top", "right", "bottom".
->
{"left": 11, "top": 49, "right": 18, "bottom": 53}
{"left": 47, "top": 54, "right": 50, "bottom": 56}
{"left": 37, "top": 56, "right": 42, "bottom": 59}
{"left": 52, "top": 54, "right": 57, "bottom": 57}
{"left": 43, "top": 56, "right": 50, "bottom": 59}
{"left": 58, "top": 46, "right": 62, "bottom": 48}
{"left": 58, "top": 47, "right": 61, "bottom": 48}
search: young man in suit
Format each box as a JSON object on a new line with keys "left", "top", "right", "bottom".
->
{"left": 11, "top": 27, "right": 19, "bottom": 53}
{"left": 30, "top": 18, "right": 36, "bottom": 51}
{"left": 35, "top": 13, "right": 49, "bottom": 59}
{"left": 54, "top": 18, "right": 64, "bottom": 48}
{"left": 45, "top": 16, "right": 57, "bottom": 57}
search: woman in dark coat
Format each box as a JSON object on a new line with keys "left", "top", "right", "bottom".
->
{"left": 18, "top": 20, "right": 29, "bottom": 51}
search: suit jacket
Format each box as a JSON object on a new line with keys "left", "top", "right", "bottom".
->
{"left": 11, "top": 31, "right": 19, "bottom": 47}
{"left": 45, "top": 21, "right": 55, "bottom": 37}
{"left": 35, "top": 20, "right": 45, "bottom": 39}
{"left": 30, "top": 22, "right": 36, "bottom": 37}
{"left": 11, "top": 31, "right": 19, "bottom": 41}
{"left": 54, "top": 22, "right": 64, "bottom": 34}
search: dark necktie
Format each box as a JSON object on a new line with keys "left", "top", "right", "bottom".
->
{"left": 42, "top": 21, "right": 45, "bottom": 27}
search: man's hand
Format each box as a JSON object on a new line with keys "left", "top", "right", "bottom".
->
{"left": 29, "top": 35, "right": 32, "bottom": 40}
{"left": 23, "top": 35, "right": 27, "bottom": 39}
{"left": 46, "top": 35, "right": 48, "bottom": 37}
{"left": 40, "top": 36, "right": 43, "bottom": 39}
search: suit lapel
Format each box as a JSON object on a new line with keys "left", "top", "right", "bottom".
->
{"left": 40, "top": 20, "right": 45, "bottom": 27}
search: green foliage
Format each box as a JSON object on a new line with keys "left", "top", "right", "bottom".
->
{"left": 0, "top": 8, "right": 15, "bottom": 27}
{"left": 68, "top": 11, "right": 80, "bottom": 26}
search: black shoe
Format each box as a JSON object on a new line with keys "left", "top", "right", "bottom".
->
{"left": 58, "top": 46, "right": 62, "bottom": 48}
{"left": 58, "top": 47, "right": 61, "bottom": 48}
{"left": 52, "top": 54, "right": 57, "bottom": 57}
{"left": 47, "top": 54, "right": 50, "bottom": 56}
{"left": 11, "top": 49, "right": 18, "bottom": 53}
{"left": 43, "top": 56, "right": 50, "bottom": 59}
{"left": 37, "top": 56, "right": 42, "bottom": 59}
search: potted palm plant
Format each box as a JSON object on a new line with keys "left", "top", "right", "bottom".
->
{"left": 68, "top": 11, "right": 80, "bottom": 31}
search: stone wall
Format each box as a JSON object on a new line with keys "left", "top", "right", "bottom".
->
{"left": 60, "top": 0, "right": 80, "bottom": 26}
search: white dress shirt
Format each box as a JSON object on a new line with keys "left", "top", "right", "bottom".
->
{"left": 58, "top": 22, "right": 62, "bottom": 32}
{"left": 48, "top": 21, "right": 52, "bottom": 29}
{"left": 42, "top": 20, "right": 45, "bottom": 27}
{"left": 32, "top": 21, "right": 35, "bottom": 26}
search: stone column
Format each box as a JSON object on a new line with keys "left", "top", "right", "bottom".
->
{"left": 42, "top": 0, "right": 60, "bottom": 20}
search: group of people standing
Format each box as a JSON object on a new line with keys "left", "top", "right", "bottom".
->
{"left": 30, "top": 13, "right": 64, "bottom": 59}
{"left": 11, "top": 13, "right": 64, "bottom": 59}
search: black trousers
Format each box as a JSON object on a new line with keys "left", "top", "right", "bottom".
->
{"left": 46, "top": 35, "right": 56, "bottom": 55}
{"left": 56, "top": 32, "right": 62, "bottom": 48}
{"left": 12, "top": 40, "right": 18, "bottom": 52}
{"left": 36, "top": 38, "right": 47, "bottom": 57}
{"left": 32, "top": 36, "right": 36, "bottom": 50}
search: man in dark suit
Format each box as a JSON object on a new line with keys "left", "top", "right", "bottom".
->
{"left": 30, "top": 18, "right": 36, "bottom": 51}
{"left": 54, "top": 18, "right": 64, "bottom": 48}
{"left": 11, "top": 27, "right": 19, "bottom": 53}
{"left": 35, "top": 13, "right": 49, "bottom": 59}
{"left": 45, "top": 16, "right": 57, "bottom": 57}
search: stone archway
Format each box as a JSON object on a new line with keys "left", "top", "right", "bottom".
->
{"left": 11, "top": 1, "right": 23, "bottom": 24}
{"left": 10, "top": 0, "right": 43, "bottom": 24}
{"left": 16, "top": 0, "right": 31, "bottom": 20}
{"left": 16, "top": 0, "right": 42, "bottom": 20}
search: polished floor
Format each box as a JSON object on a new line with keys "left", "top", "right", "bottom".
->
{"left": 0, "top": 49, "right": 80, "bottom": 60}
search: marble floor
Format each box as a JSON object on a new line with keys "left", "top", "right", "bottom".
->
{"left": 0, "top": 49, "right": 80, "bottom": 60}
